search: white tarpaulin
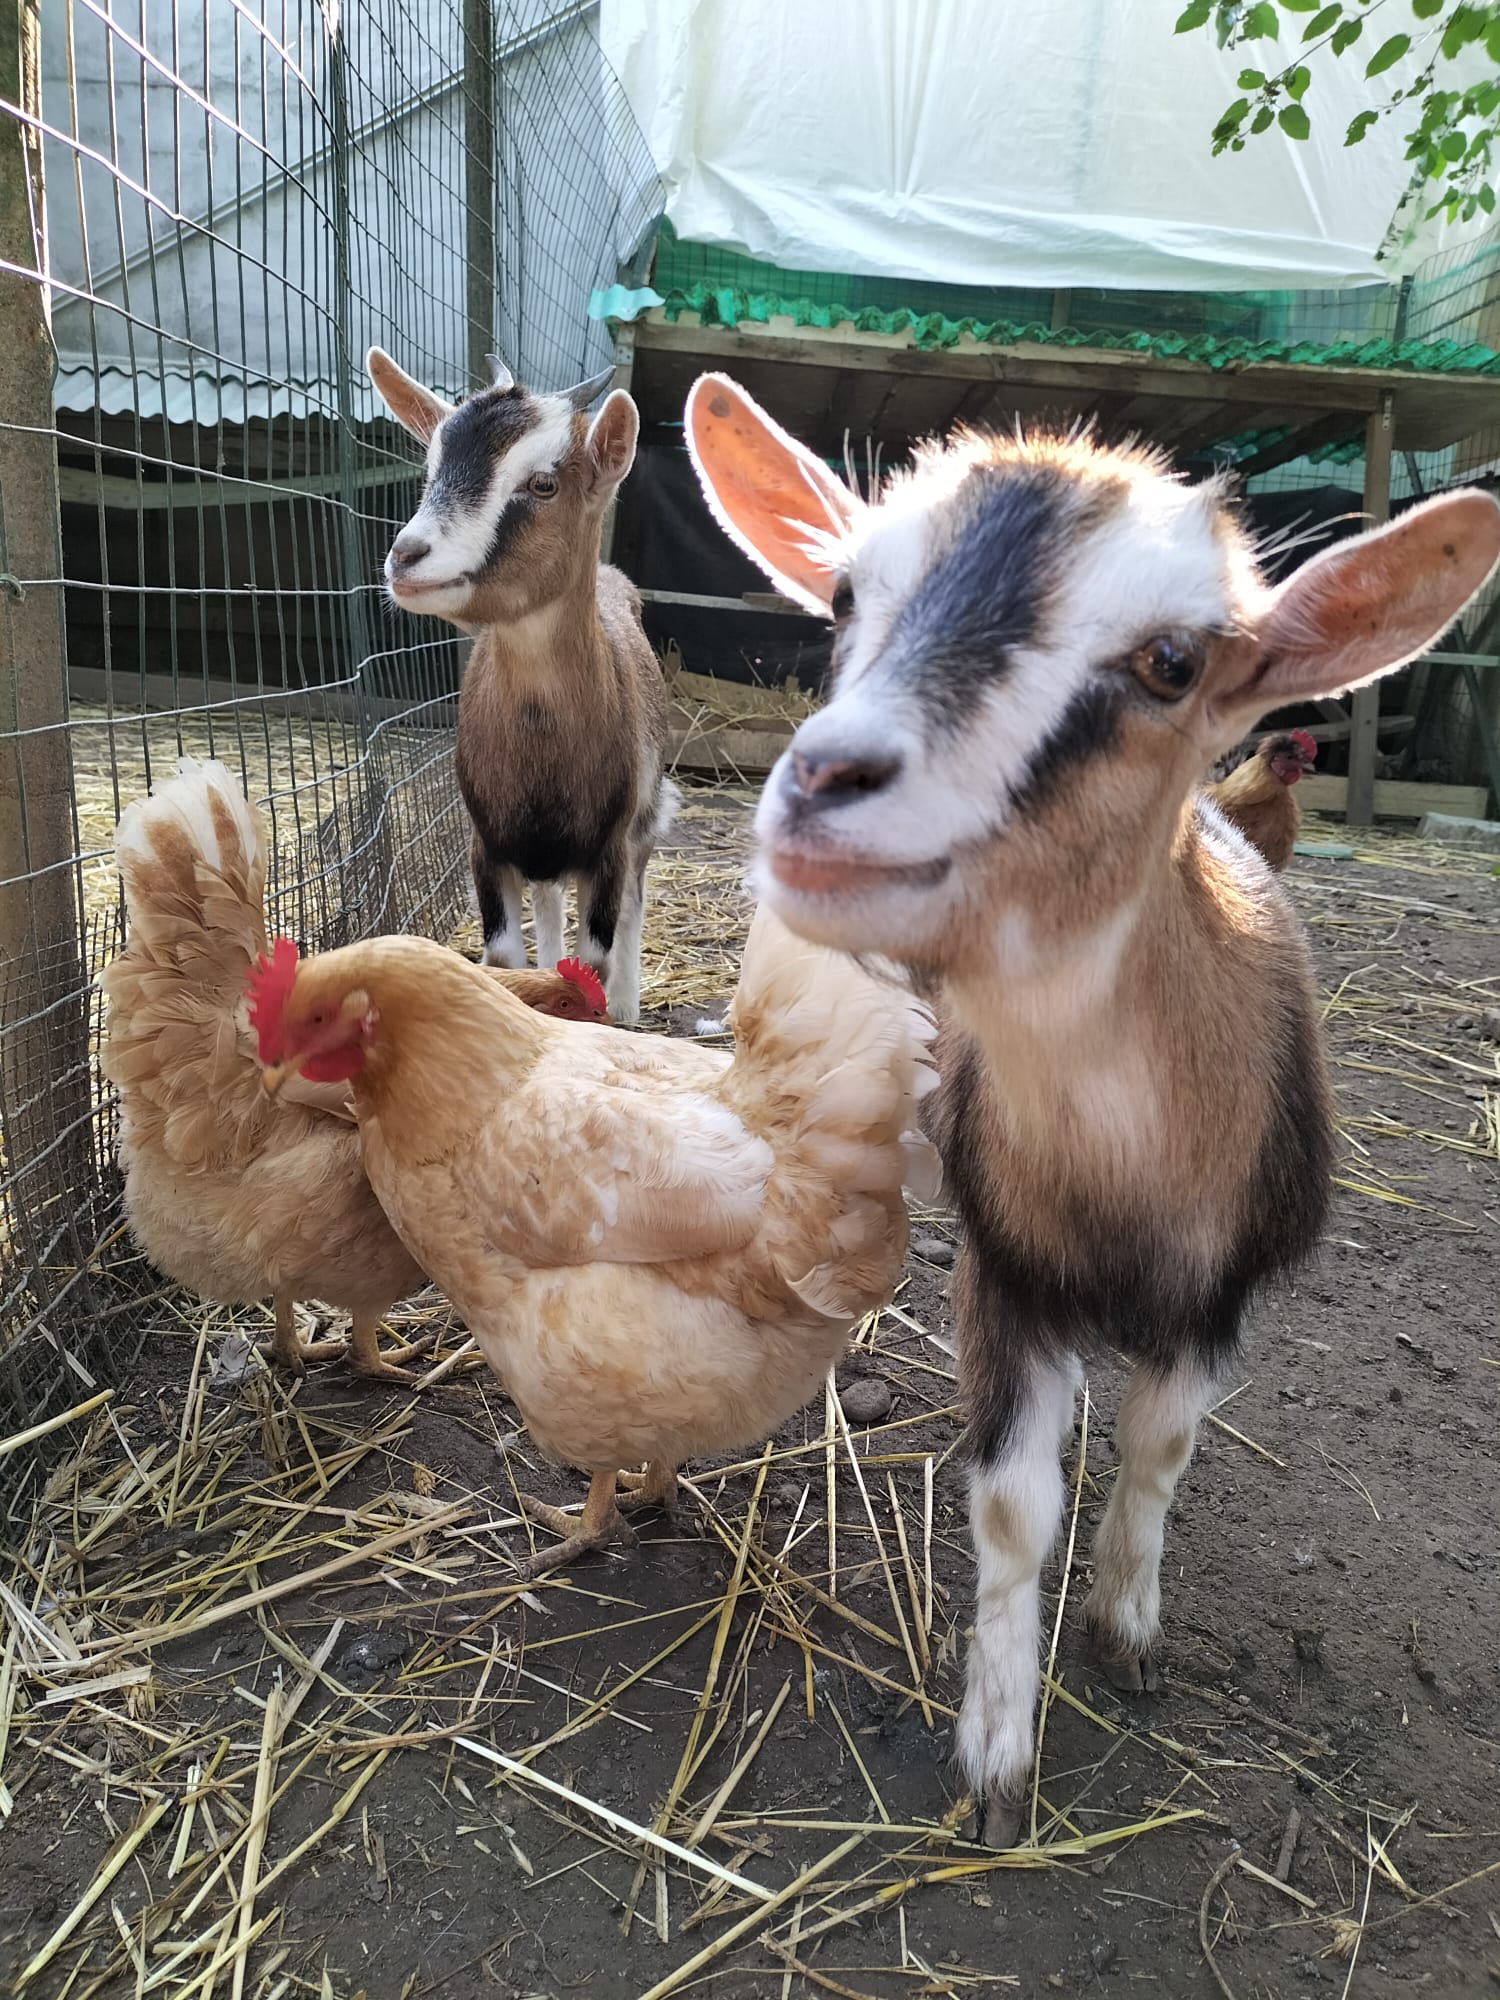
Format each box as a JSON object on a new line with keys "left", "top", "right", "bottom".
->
{"left": 601, "top": 0, "right": 1480, "bottom": 293}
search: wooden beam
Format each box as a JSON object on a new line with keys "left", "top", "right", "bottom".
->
{"left": 635, "top": 315, "right": 1388, "bottom": 417}
{"left": 1347, "top": 395, "right": 1394, "bottom": 827}
{"left": 0, "top": 0, "right": 93, "bottom": 1272}
{"left": 638, "top": 588, "right": 813, "bottom": 617}
{"left": 462, "top": 0, "right": 496, "bottom": 391}
{"left": 1298, "top": 773, "right": 1488, "bottom": 820}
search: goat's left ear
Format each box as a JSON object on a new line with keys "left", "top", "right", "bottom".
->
{"left": 585, "top": 390, "right": 639, "bottom": 499}
{"left": 1233, "top": 489, "right": 1500, "bottom": 712}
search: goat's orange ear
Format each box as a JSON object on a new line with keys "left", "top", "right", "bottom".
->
{"left": 367, "top": 347, "right": 453, "bottom": 444}
{"left": 684, "top": 374, "right": 862, "bottom": 615}
{"left": 585, "top": 390, "right": 638, "bottom": 497}
{"left": 1235, "top": 489, "right": 1500, "bottom": 712}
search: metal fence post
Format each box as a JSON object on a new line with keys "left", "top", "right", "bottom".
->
{"left": 464, "top": 0, "right": 496, "bottom": 389}
{"left": 0, "top": 0, "right": 93, "bottom": 1271}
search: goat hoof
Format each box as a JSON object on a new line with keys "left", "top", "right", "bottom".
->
{"left": 977, "top": 1785, "right": 1027, "bottom": 1851}
{"left": 1089, "top": 1631, "right": 1159, "bottom": 1694}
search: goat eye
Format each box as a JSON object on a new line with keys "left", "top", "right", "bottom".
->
{"left": 830, "top": 579, "right": 855, "bottom": 621}
{"left": 1129, "top": 637, "right": 1200, "bottom": 702}
{"left": 527, "top": 472, "right": 558, "bottom": 498}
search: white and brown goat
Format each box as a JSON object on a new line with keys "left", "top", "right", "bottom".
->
{"left": 368, "top": 349, "right": 673, "bottom": 1024}
{"left": 685, "top": 375, "right": 1500, "bottom": 1844}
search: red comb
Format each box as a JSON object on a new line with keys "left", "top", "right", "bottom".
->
{"left": 557, "top": 957, "right": 607, "bottom": 1016}
{"left": 1290, "top": 729, "right": 1318, "bottom": 761}
{"left": 246, "top": 937, "right": 300, "bottom": 1062}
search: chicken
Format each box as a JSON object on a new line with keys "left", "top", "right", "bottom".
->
{"left": 101, "top": 758, "right": 607, "bottom": 1384}
{"left": 248, "top": 908, "right": 939, "bottom": 1573}
{"left": 1204, "top": 729, "right": 1317, "bottom": 872}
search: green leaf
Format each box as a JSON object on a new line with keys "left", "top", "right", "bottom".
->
{"left": 1286, "top": 64, "right": 1312, "bottom": 99}
{"left": 1241, "top": 2, "right": 1280, "bottom": 38}
{"left": 1487, "top": 19, "right": 1500, "bottom": 63}
{"left": 1411, "top": 0, "right": 1443, "bottom": 14}
{"left": 1252, "top": 103, "right": 1276, "bottom": 131}
{"left": 1213, "top": 96, "right": 1252, "bottom": 141}
{"left": 1442, "top": 128, "right": 1469, "bottom": 158}
{"left": 1279, "top": 102, "right": 1312, "bottom": 139}
{"left": 1278, "top": 0, "right": 1320, "bottom": 11}
{"left": 1345, "top": 107, "right": 1379, "bottom": 145}
{"left": 1238, "top": 66, "right": 1267, "bottom": 87}
{"left": 1480, "top": 181, "right": 1497, "bottom": 212}
{"left": 1302, "top": 5, "right": 1342, "bottom": 40}
{"left": 1174, "top": 0, "right": 1212, "bottom": 31}
{"left": 1330, "top": 17, "right": 1362, "bottom": 53}
{"left": 1365, "top": 32, "right": 1410, "bottom": 76}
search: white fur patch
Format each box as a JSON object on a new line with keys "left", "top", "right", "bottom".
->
{"left": 956, "top": 1358, "right": 1077, "bottom": 1805}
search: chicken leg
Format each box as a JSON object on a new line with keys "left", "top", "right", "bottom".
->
{"left": 264, "top": 1298, "right": 429, "bottom": 1384}
{"left": 517, "top": 1470, "right": 637, "bottom": 1578}
{"left": 266, "top": 1295, "right": 348, "bottom": 1374}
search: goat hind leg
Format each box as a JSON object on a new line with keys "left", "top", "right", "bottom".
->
{"left": 956, "top": 1350, "right": 1077, "bottom": 1849}
{"left": 1083, "top": 1360, "right": 1217, "bottom": 1693}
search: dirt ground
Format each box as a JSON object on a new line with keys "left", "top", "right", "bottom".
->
{"left": 3, "top": 795, "right": 1498, "bottom": 2000}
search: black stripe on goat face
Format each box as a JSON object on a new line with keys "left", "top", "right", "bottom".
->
{"left": 862, "top": 462, "right": 1077, "bottom": 730}
{"left": 426, "top": 389, "right": 540, "bottom": 518}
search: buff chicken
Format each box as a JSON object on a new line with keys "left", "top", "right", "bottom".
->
{"left": 102, "top": 759, "right": 607, "bottom": 1383}
{"left": 248, "top": 907, "right": 939, "bottom": 1571}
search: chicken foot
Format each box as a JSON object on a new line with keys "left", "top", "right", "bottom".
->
{"left": 264, "top": 1298, "right": 430, "bottom": 1385}
{"left": 514, "top": 1462, "right": 679, "bottom": 1578}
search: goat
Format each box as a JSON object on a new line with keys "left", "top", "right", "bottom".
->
{"left": 367, "top": 348, "right": 673, "bottom": 1025}
{"left": 684, "top": 374, "right": 1500, "bottom": 1845}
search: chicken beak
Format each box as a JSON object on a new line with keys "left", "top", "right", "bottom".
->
{"left": 261, "top": 1063, "right": 288, "bottom": 1096}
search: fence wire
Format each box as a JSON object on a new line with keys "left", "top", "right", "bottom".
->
{"left": 0, "top": 0, "right": 659, "bottom": 1513}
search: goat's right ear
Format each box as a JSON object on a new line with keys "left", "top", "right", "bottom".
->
{"left": 1230, "top": 488, "right": 1500, "bottom": 714}
{"left": 684, "top": 374, "right": 862, "bottom": 615}
{"left": 585, "top": 390, "right": 639, "bottom": 498}
{"left": 367, "top": 347, "right": 453, "bottom": 444}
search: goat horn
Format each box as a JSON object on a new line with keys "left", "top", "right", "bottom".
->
{"left": 484, "top": 353, "right": 515, "bottom": 391}
{"left": 562, "top": 366, "right": 616, "bottom": 411}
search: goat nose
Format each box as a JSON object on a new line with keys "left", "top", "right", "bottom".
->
{"left": 389, "top": 532, "right": 430, "bottom": 571}
{"left": 789, "top": 748, "right": 902, "bottom": 802}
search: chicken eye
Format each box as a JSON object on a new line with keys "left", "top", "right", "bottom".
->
{"left": 1129, "top": 636, "right": 1200, "bottom": 702}
{"left": 830, "top": 579, "right": 855, "bottom": 621}
{"left": 527, "top": 472, "right": 558, "bottom": 498}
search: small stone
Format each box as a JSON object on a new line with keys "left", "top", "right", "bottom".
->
{"left": 1090, "top": 1940, "right": 1119, "bottom": 1974}
{"left": 910, "top": 1234, "right": 956, "bottom": 1268}
{"left": 771, "top": 1478, "right": 806, "bottom": 1511}
{"left": 838, "top": 1376, "right": 893, "bottom": 1425}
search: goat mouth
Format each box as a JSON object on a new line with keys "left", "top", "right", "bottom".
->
{"left": 387, "top": 575, "right": 464, "bottom": 600}
{"left": 766, "top": 844, "right": 952, "bottom": 896}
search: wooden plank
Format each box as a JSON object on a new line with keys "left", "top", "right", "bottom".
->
{"left": 632, "top": 312, "right": 1500, "bottom": 449}
{"left": 639, "top": 587, "right": 813, "bottom": 617}
{"left": 1347, "top": 396, "right": 1393, "bottom": 828}
{"left": 668, "top": 722, "right": 787, "bottom": 779}
{"left": 1297, "top": 774, "right": 1488, "bottom": 820}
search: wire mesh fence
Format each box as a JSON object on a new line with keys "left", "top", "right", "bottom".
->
{"left": 0, "top": 0, "right": 658, "bottom": 1511}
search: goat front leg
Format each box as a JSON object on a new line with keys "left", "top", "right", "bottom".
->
{"left": 1083, "top": 1359, "right": 1217, "bottom": 1693}
{"left": 579, "top": 847, "right": 633, "bottom": 1023}
{"left": 531, "top": 879, "right": 566, "bottom": 970}
{"left": 956, "top": 1345, "right": 1077, "bottom": 1849}
{"left": 473, "top": 834, "right": 527, "bottom": 969}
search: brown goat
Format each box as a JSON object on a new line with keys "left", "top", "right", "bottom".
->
{"left": 368, "top": 349, "right": 672, "bottom": 1024}
{"left": 685, "top": 375, "right": 1500, "bottom": 1845}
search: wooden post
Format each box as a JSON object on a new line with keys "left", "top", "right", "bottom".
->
{"left": 599, "top": 322, "right": 636, "bottom": 567}
{"left": 0, "top": 0, "right": 93, "bottom": 1275}
{"left": 463, "top": 0, "right": 496, "bottom": 392}
{"left": 1346, "top": 393, "right": 1393, "bottom": 827}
